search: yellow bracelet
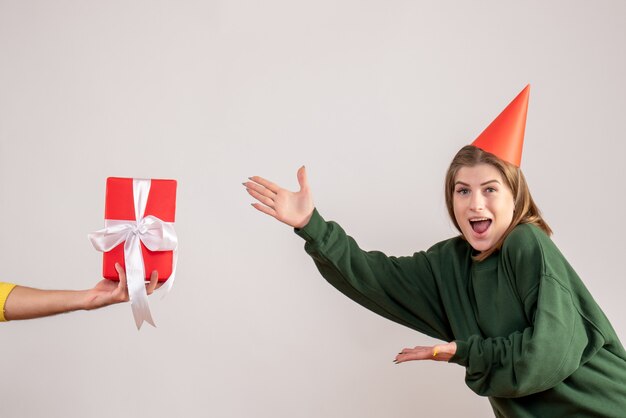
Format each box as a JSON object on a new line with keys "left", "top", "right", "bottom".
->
{"left": 433, "top": 347, "right": 439, "bottom": 358}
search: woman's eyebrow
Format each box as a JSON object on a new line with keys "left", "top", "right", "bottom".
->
{"left": 454, "top": 179, "right": 501, "bottom": 187}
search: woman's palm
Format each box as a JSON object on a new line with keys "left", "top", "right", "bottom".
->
{"left": 245, "top": 166, "right": 314, "bottom": 229}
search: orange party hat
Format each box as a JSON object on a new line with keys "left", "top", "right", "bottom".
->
{"left": 471, "top": 84, "right": 530, "bottom": 167}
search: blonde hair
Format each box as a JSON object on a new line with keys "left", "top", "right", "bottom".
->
{"left": 444, "top": 145, "right": 552, "bottom": 261}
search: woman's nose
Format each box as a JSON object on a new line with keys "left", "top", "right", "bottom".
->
{"left": 470, "top": 193, "right": 484, "bottom": 211}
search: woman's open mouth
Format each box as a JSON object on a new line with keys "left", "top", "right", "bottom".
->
{"left": 470, "top": 218, "right": 492, "bottom": 235}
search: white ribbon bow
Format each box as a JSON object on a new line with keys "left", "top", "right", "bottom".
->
{"left": 88, "top": 179, "right": 178, "bottom": 329}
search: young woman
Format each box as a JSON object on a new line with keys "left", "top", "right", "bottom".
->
{"left": 0, "top": 263, "right": 159, "bottom": 321}
{"left": 243, "top": 88, "right": 626, "bottom": 417}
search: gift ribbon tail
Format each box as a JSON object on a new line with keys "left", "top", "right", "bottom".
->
{"left": 127, "top": 271, "right": 156, "bottom": 330}
{"left": 159, "top": 246, "right": 178, "bottom": 300}
{"left": 131, "top": 293, "right": 156, "bottom": 330}
{"left": 126, "top": 234, "right": 156, "bottom": 330}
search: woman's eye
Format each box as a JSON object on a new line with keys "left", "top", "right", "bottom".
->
{"left": 485, "top": 187, "right": 496, "bottom": 193}
{"left": 456, "top": 188, "right": 469, "bottom": 195}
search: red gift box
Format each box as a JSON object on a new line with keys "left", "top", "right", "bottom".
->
{"left": 102, "top": 177, "right": 177, "bottom": 282}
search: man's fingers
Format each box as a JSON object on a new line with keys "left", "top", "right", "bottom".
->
{"left": 115, "top": 263, "right": 127, "bottom": 289}
{"left": 146, "top": 270, "right": 159, "bottom": 295}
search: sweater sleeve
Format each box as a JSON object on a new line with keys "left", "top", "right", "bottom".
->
{"left": 295, "top": 208, "right": 453, "bottom": 342}
{"left": 449, "top": 225, "right": 606, "bottom": 398}
{"left": 0, "top": 282, "right": 17, "bottom": 322}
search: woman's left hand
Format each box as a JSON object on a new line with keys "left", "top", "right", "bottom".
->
{"left": 394, "top": 341, "right": 457, "bottom": 363}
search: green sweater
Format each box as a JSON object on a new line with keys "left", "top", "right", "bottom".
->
{"left": 295, "top": 209, "right": 626, "bottom": 418}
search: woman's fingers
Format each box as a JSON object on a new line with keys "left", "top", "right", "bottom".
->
{"left": 248, "top": 176, "right": 281, "bottom": 194}
{"left": 246, "top": 168, "right": 311, "bottom": 228}
{"left": 246, "top": 187, "right": 275, "bottom": 209}
{"left": 251, "top": 202, "right": 277, "bottom": 218}
{"left": 244, "top": 179, "right": 277, "bottom": 199}
{"left": 296, "top": 165, "right": 308, "bottom": 191}
{"left": 394, "top": 346, "right": 434, "bottom": 364}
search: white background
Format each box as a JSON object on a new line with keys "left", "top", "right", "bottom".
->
{"left": 1, "top": 1, "right": 624, "bottom": 417}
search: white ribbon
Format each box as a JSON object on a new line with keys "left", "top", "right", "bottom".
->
{"left": 88, "top": 179, "right": 178, "bottom": 329}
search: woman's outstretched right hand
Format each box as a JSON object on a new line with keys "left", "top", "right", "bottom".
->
{"left": 244, "top": 165, "right": 314, "bottom": 229}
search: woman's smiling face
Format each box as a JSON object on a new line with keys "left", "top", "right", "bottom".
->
{"left": 453, "top": 164, "right": 515, "bottom": 253}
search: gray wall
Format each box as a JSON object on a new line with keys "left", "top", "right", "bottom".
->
{"left": 1, "top": 1, "right": 624, "bottom": 417}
